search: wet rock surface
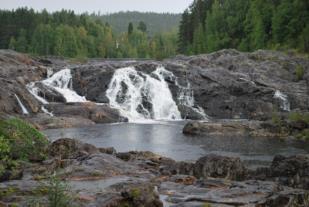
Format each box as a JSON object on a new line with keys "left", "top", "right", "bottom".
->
{"left": 0, "top": 138, "right": 308, "bottom": 207}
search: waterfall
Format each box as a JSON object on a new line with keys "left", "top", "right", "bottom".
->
{"left": 41, "top": 106, "right": 53, "bottom": 116}
{"left": 46, "top": 67, "right": 53, "bottom": 78}
{"left": 153, "top": 67, "right": 207, "bottom": 119}
{"left": 27, "top": 68, "right": 87, "bottom": 103}
{"left": 14, "top": 94, "right": 29, "bottom": 115}
{"left": 274, "top": 90, "right": 290, "bottom": 111}
{"left": 176, "top": 81, "right": 207, "bottom": 119}
{"left": 26, "top": 82, "right": 49, "bottom": 104}
{"left": 106, "top": 67, "right": 182, "bottom": 121}
{"left": 42, "top": 68, "right": 86, "bottom": 103}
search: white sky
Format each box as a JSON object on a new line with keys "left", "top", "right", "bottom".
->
{"left": 1, "top": 0, "right": 192, "bottom": 13}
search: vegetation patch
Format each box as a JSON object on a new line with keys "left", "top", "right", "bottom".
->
{"left": 0, "top": 118, "right": 49, "bottom": 180}
{"left": 295, "top": 65, "right": 305, "bottom": 81}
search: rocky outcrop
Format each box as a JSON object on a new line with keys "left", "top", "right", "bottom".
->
{"left": 49, "top": 138, "right": 99, "bottom": 159}
{"left": 193, "top": 154, "right": 247, "bottom": 181}
{"left": 0, "top": 138, "right": 308, "bottom": 207}
{"left": 253, "top": 154, "right": 309, "bottom": 190}
{"left": 1, "top": 49, "right": 308, "bottom": 122}
{"left": 26, "top": 113, "right": 96, "bottom": 129}
{"left": 46, "top": 102, "right": 128, "bottom": 123}
{"left": 69, "top": 49, "right": 309, "bottom": 120}
{"left": 183, "top": 120, "right": 286, "bottom": 137}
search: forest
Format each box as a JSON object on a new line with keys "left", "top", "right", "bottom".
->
{"left": 96, "top": 11, "right": 181, "bottom": 35}
{"left": 178, "top": 0, "right": 309, "bottom": 54}
{"left": 0, "top": 0, "right": 308, "bottom": 59}
{"left": 0, "top": 8, "right": 178, "bottom": 59}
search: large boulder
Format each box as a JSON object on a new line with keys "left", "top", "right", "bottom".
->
{"left": 193, "top": 154, "right": 247, "bottom": 181}
{"left": 49, "top": 138, "right": 98, "bottom": 159}
{"left": 253, "top": 154, "right": 309, "bottom": 190}
{"left": 183, "top": 120, "right": 286, "bottom": 137}
{"left": 46, "top": 102, "right": 128, "bottom": 123}
{"left": 26, "top": 113, "right": 95, "bottom": 129}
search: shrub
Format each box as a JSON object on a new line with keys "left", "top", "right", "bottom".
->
{"left": 289, "top": 112, "right": 309, "bottom": 125}
{"left": 47, "top": 175, "right": 73, "bottom": 207}
{"left": 0, "top": 118, "right": 49, "bottom": 161}
{"left": 295, "top": 65, "right": 305, "bottom": 81}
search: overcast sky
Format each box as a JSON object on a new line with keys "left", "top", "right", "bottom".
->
{"left": 1, "top": 0, "right": 192, "bottom": 14}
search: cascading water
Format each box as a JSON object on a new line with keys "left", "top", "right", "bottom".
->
{"left": 106, "top": 66, "right": 207, "bottom": 121}
{"left": 152, "top": 67, "right": 207, "bottom": 119}
{"left": 42, "top": 69, "right": 87, "bottom": 103}
{"left": 106, "top": 67, "right": 182, "bottom": 121}
{"left": 14, "top": 94, "right": 29, "bottom": 115}
{"left": 28, "top": 66, "right": 206, "bottom": 122}
{"left": 26, "top": 82, "right": 49, "bottom": 104}
{"left": 27, "top": 68, "right": 87, "bottom": 103}
{"left": 41, "top": 106, "right": 53, "bottom": 116}
{"left": 274, "top": 90, "right": 290, "bottom": 111}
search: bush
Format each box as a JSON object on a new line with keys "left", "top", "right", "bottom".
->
{"left": 0, "top": 135, "right": 19, "bottom": 179}
{"left": 295, "top": 65, "right": 305, "bottom": 81}
{"left": 0, "top": 118, "right": 49, "bottom": 161}
{"left": 289, "top": 112, "right": 309, "bottom": 125}
{"left": 47, "top": 175, "right": 73, "bottom": 207}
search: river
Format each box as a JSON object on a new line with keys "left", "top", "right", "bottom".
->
{"left": 43, "top": 121, "right": 309, "bottom": 169}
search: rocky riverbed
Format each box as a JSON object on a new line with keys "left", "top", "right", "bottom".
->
{"left": 0, "top": 138, "right": 308, "bottom": 207}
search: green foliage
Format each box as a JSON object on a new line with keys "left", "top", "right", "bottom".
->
{"left": 0, "top": 8, "right": 178, "bottom": 59}
{"left": 288, "top": 112, "right": 309, "bottom": 125}
{"left": 47, "top": 175, "right": 73, "bottom": 207}
{"left": 295, "top": 65, "right": 305, "bottom": 81}
{"left": 271, "top": 112, "right": 282, "bottom": 126}
{"left": 96, "top": 11, "right": 180, "bottom": 35}
{"left": 137, "top": 21, "right": 147, "bottom": 33}
{"left": 130, "top": 188, "right": 141, "bottom": 199}
{"left": 0, "top": 135, "right": 12, "bottom": 177}
{"left": 0, "top": 118, "right": 48, "bottom": 161}
{"left": 128, "top": 22, "right": 134, "bottom": 35}
{"left": 178, "top": 0, "right": 309, "bottom": 54}
{"left": 288, "top": 112, "right": 309, "bottom": 140}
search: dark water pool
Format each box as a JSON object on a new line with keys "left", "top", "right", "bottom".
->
{"left": 43, "top": 121, "right": 309, "bottom": 169}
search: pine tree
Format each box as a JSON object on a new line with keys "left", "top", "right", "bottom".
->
{"left": 128, "top": 22, "right": 134, "bottom": 35}
{"left": 137, "top": 21, "right": 147, "bottom": 33}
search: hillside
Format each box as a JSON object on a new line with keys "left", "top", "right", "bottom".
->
{"left": 96, "top": 11, "right": 181, "bottom": 35}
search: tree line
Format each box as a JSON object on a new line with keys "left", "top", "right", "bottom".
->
{"left": 0, "top": 8, "right": 178, "bottom": 59}
{"left": 178, "top": 0, "right": 309, "bottom": 54}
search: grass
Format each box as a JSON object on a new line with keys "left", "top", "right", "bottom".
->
{"left": 0, "top": 118, "right": 49, "bottom": 179}
{"left": 0, "top": 117, "right": 48, "bottom": 161}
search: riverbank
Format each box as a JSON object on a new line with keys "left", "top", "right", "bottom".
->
{"left": 1, "top": 135, "right": 308, "bottom": 206}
